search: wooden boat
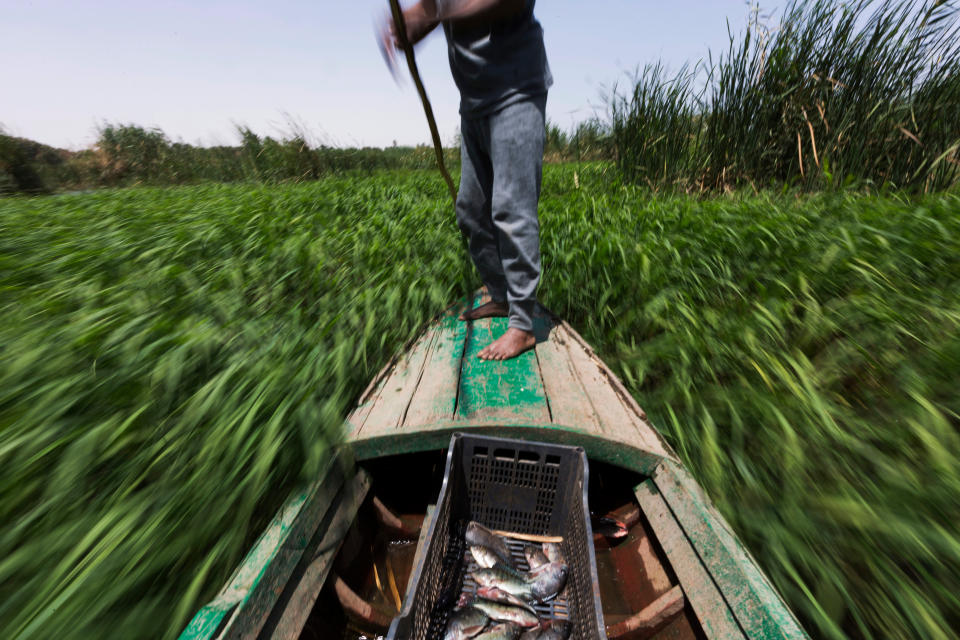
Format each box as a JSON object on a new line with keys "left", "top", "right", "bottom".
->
{"left": 178, "top": 294, "right": 809, "bottom": 640}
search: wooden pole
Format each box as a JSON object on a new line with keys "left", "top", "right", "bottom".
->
{"left": 387, "top": 0, "right": 458, "bottom": 209}
{"left": 491, "top": 530, "right": 564, "bottom": 544}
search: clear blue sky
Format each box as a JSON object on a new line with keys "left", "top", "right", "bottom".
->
{"left": 1, "top": 0, "right": 756, "bottom": 150}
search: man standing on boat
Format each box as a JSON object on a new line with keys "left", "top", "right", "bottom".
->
{"left": 381, "top": 0, "right": 551, "bottom": 361}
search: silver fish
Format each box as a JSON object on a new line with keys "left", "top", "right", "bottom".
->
{"left": 469, "top": 598, "right": 539, "bottom": 628}
{"left": 477, "top": 586, "right": 537, "bottom": 614}
{"left": 470, "top": 545, "right": 501, "bottom": 569}
{"left": 542, "top": 542, "right": 564, "bottom": 565}
{"left": 523, "top": 545, "right": 549, "bottom": 570}
{"left": 443, "top": 605, "right": 490, "bottom": 640}
{"left": 466, "top": 522, "right": 513, "bottom": 567}
{"left": 519, "top": 620, "right": 572, "bottom": 640}
{"left": 474, "top": 622, "right": 522, "bottom": 640}
{"left": 471, "top": 566, "right": 534, "bottom": 600}
{"left": 528, "top": 562, "right": 568, "bottom": 603}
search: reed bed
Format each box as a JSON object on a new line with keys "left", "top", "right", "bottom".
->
{"left": 2, "top": 166, "right": 959, "bottom": 638}
{"left": 0, "top": 173, "right": 470, "bottom": 638}
{"left": 611, "top": 0, "right": 960, "bottom": 191}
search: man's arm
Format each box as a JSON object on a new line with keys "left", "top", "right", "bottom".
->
{"left": 432, "top": 0, "right": 525, "bottom": 23}
{"left": 389, "top": 0, "right": 525, "bottom": 48}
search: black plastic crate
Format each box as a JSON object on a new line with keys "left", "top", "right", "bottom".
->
{"left": 387, "top": 433, "right": 607, "bottom": 640}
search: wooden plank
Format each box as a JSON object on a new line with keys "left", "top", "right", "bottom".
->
{"left": 405, "top": 504, "right": 435, "bottom": 600}
{"left": 634, "top": 480, "right": 744, "bottom": 639}
{"left": 534, "top": 315, "right": 604, "bottom": 431}
{"left": 653, "top": 462, "right": 809, "bottom": 640}
{"left": 635, "top": 531, "right": 672, "bottom": 594}
{"left": 177, "top": 452, "right": 350, "bottom": 640}
{"left": 351, "top": 421, "right": 669, "bottom": 476}
{"left": 347, "top": 295, "right": 475, "bottom": 437}
{"left": 263, "top": 470, "right": 372, "bottom": 640}
{"left": 455, "top": 316, "right": 550, "bottom": 423}
{"left": 222, "top": 467, "right": 350, "bottom": 640}
{"left": 557, "top": 317, "right": 676, "bottom": 459}
{"left": 403, "top": 308, "right": 469, "bottom": 427}
{"left": 606, "top": 584, "right": 685, "bottom": 639}
{"left": 178, "top": 601, "right": 237, "bottom": 640}
{"left": 556, "top": 323, "right": 672, "bottom": 459}
{"left": 356, "top": 326, "right": 441, "bottom": 439}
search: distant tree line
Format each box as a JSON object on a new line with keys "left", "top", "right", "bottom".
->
{"left": 0, "top": 124, "right": 472, "bottom": 195}
{"left": 0, "top": 120, "right": 611, "bottom": 195}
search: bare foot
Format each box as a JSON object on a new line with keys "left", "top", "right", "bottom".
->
{"left": 478, "top": 328, "right": 536, "bottom": 361}
{"left": 459, "top": 300, "right": 508, "bottom": 321}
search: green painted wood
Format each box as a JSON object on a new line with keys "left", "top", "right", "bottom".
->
{"left": 403, "top": 308, "right": 469, "bottom": 427}
{"left": 177, "top": 450, "right": 353, "bottom": 640}
{"left": 455, "top": 316, "right": 550, "bottom": 423}
{"left": 178, "top": 600, "right": 237, "bottom": 640}
{"left": 653, "top": 461, "right": 809, "bottom": 640}
{"left": 350, "top": 421, "right": 668, "bottom": 476}
{"left": 262, "top": 469, "right": 372, "bottom": 639}
{"left": 634, "top": 480, "right": 745, "bottom": 639}
{"left": 357, "top": 327, "right": 441, "bottom": 438}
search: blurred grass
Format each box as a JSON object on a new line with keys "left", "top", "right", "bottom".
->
{"left": 0, "top": 172, "right": 472, "bottom": 638}
{"left": 1, "top": 165, "right": 959, "bottom": 639}
{"left": 540, "top": 165, "right": 960, "bottom": 639}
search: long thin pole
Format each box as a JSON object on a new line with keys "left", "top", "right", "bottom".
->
{"left": 388, "top": 0, "right": 458, "bottom": 209}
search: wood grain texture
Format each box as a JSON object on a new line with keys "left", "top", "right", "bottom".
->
{"left": 653, "top": 462, "right": 809, "bottom": 640}
{"left": 343, "top": 295, "right": 678, "bottom": 473}
{"left": 264, "top": 470, "right": 372, "bottom": 640}
{"left": 556, "top": 323, "right": 673, "bottom": 461}
{"left": 177, "top": 453, "right": 348, "bottom": 640}
{"left": 556, "top": 318, "right": 675, "bottom": 459}
{"left": 222, "top": 469, "right": 350, "bottom": 640}
{"left": 403, "top": 310, "right": 468, "bottom": 427}
{"left": 534, "top": 320, "right": 603, "bottom": 432}
{"left": 634, "top": 480, "right": 744, "bottom": 639}
{"left": 356, "top": 327, "right": 440, "bottom": 439}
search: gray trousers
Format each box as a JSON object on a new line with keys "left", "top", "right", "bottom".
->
{"left": 456, "top": 93, "right": 547, "bottom": 333}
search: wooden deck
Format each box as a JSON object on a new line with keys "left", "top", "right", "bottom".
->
{"left": 347, "top": 294, "right": 809, "bottom": 640}
{"left": 178, "top": 294, "right": 809, "bottom": 640}
{"left": 346, "top": 295, "right": 677, "bottom": 475}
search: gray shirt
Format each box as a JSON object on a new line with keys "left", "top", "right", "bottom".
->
{"left": 437, "top": 0, "right": 552, "bottom": 118}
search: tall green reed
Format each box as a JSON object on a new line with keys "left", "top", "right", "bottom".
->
{"left": 611, "top": 0, "right": 960, "bottom": 191}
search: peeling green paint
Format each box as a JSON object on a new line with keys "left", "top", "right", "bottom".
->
{"left": 176, "top": 451, "right": 358, "bottom": 640}
{"left": 652, "top": 462, "right": 810, "bottom": 639}
{"left": 456, "top": 316, "right": 550, "bottom": 422}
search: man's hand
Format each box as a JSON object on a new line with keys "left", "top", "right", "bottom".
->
{"left": 380, "top": 2, "right": 439, "bottom": 54}
{"left": 377, "top": 0, "right": 523, "bottom": 78}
